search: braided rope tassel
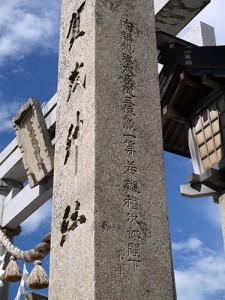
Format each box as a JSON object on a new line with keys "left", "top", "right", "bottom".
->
{"left": 27, "top": 260, "right": 49, "bottom": 289}
{"left": 0, "top": 247, "right": 7, "bottom": 287}
{"left": 0, "top": 228, "right": 50, "bottom": 289}
{"left": 2, "top": 256, "right": 22, "bottom": 282}
{"left": 0, "top": 229, "right": 51, "bottom": 263}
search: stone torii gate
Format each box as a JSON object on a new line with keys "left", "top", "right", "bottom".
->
{"left": 0, "top": 1, "right": 212, "bottom": 299}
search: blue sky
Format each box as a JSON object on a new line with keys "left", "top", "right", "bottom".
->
{"left": 0, "top": 0, "right": 225, "bottom": 299}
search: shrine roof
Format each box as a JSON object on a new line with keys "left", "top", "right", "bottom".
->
{"left": 157, "top": 31, "right": 225, "bottom": 158}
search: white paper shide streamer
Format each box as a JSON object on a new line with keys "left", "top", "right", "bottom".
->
{"left": 15, "top": 263, "right": 29, "bottom": 300}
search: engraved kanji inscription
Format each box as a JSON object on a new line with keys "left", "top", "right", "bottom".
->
{"left": 124, "top": 137, "right": 136, "bottom": 156}
{"left": 124, "top": 160, "right": 137, "bottom": 175}
{"left": 67, "top": 1, "right": 86, "bottom": 51}
{"left": 60, "top": 201, "right": 86, "bottom": 247}
{"left": 115, "top": 265, "right": 126, "bottom": 278}
{"left": 127, "top": 227, "right": 142, "bottom": 240}
{"left": 128, "top": 243, "right": 141, "bottom": 259}
{"left": 64, "top": 112, "right": 83, "bottom": 165}
{"left": 123, "top": 178, "right": 140, "bottom": 193}
{"left": 67, "top": 62, "right": 86, "bottom": 102}
{"left": 124, "top": 195, "right": 139, "bottom": 210}
{"left": 64, "top": 124, "right": 74, "bottom": 165}
{"left": 127, "top": 212, "right": 138, "bottom": 224}
{"left": 119, "top": 19, "right": 146, "bottom": 273}
{"left": 115, "top": 249, "right": 125, "bottom": 261}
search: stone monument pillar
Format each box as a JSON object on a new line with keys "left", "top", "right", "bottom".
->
{"left": 0, "top": 180, "right": 10, "bottom": 300}
{"left": 49, "top": 1, "right": 176, "bottom": 299}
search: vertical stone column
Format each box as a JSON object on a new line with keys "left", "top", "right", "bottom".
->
{"left": 49, "top": 1, "right": 176, "bottom": 299}
{"left": 219, "top": 195, "right": 225, "bottom": 249}
{"left": 182, "top": 21, "right": 216, "bottom": 46}
{"left": 0, "top": 180, "right": 10, "bottom": 300}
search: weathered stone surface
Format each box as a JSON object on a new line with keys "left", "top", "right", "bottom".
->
{"left": 0, "top": 183, "right": 10, "bottom": 300}
{"left": 155, "top": 0, "right": 210, "bottom": 36}
{"left": 50, "top": 0, "right": 176, "bottom": 299}
{"left": 12, "top": 98, "right": 54, "bottom": 188}
{"left": 219, "top": 194, "right": 225, "bottom": 250}
{"left": 182, "top": 21, "right": 216, "bottom": 46}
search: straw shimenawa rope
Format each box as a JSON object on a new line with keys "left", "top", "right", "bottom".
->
{"left": 0, "top": 228, "right": 51, "bottom": 263}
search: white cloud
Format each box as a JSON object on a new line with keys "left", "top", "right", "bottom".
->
{"left": 186, "top": 197, "right": 222, "bottom": 229}
{"left": 0, "top": 99, "right": 24, "bottom": 133}
{"left": 174, "top": 228, "right": 184, "bottom": 234}
{"left": 21, "top": 199, "right": 52, "bottom": 235}
{"left": 0, "top": 1, "right": 60, "bottom": 134}
{"left": 12, "top": 66, "right": 24, "bottom": 74}
{"left": 174, "top": 236, "right": 225, "bottom": 300}
{"left": 172, "top": 237, "right": 203, "bottom": 253}
{"left": 0, "top": 0, "right": 60, "bottom": 65}
{"left": 202, "top": 198, "right": 222, "bottom": 228}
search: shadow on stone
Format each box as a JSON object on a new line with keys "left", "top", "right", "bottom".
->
{"left": 24, "top": 291, "right": 48, "bottom": 300}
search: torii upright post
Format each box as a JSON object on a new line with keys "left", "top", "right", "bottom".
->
{"left": 0, "top": 181, "right": 10, "bottom": 300}
{"left": 49, "top": 1, "right": 176, "bottom": 299}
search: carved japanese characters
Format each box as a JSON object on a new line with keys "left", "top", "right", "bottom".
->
{"left": 60, "top": 202, "right": 86, "bottom": 247}
{"left": 67, "top": 1, "right": 86, "bottom": 51}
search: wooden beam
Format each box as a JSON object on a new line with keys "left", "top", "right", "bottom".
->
{"left": 190, "top": 89, "right": 222, "bottom": 119}
{"left": 162, "top": 105, "right": 187, "bottom": 123}
{"left": 180, "top": 72, "right": 202, "bottom": 89}
{"left": 201, "top": 73, "right": 225, "bottom": 91}
{"left": 180, "top": 182, "right": 217, "bottom": 198}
